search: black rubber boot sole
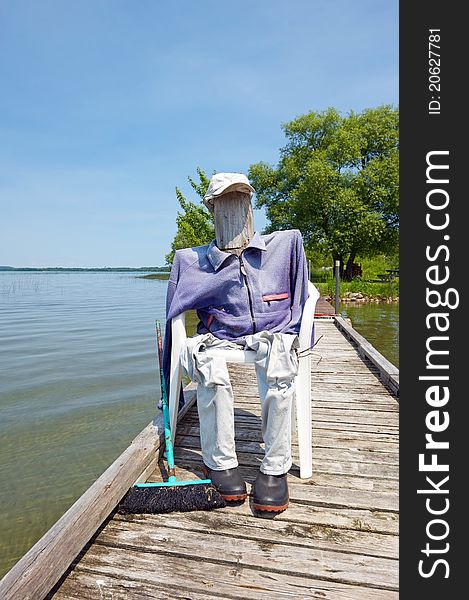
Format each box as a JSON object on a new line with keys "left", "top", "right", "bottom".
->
{"left": 253, "top": 500, "right": 289, "bottom": 512}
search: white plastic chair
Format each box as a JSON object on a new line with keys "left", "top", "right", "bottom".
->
{"left": 169, "top": 281, "right": 320, "bottom": 479}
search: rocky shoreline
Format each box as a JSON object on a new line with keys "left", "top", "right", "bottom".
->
{"left": 324, "top": 292, "right": 399, "bottom": 304}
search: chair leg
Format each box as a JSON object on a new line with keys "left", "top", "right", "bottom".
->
{"left": 295, "top": 282, "right": 318, "bottom": 478}
{"left": 296, "top": 354, "right": 312, "bottom": 479}
{"left": 170, "top": 313, "right": 187, "bottom": 440}
{"left": 169, "top": 362, "right": 183, "bottom": 441}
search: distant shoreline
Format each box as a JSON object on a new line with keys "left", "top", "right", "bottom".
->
{"left": 0, "top": 267, "right": 168, "bottom": 273}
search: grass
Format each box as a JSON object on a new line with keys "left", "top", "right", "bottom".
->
{"left": 314, "top": 279, "right": 399, "bottom": 300}
{"left": 309, "top": 254, "right": 399, "bottom": 300}
{"left": 141, "top": 273, "right": 170, "bottom": 280}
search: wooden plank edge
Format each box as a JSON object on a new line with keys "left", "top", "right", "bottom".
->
{"left": 0, "top": 386, "right": 197, "bottom": 600}
{"left": 333, "top": 316, "right": 400, "bottom": 399}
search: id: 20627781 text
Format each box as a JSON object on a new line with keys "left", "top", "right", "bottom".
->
{"left": 428, "top": 29, "right": 441, "bottom": 115}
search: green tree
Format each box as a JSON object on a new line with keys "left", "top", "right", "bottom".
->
{"left": 249, "top": 106, "right": 399, "bottom": 280}
{"left": 165, "top": 168, "right": 215, "bottom": 265}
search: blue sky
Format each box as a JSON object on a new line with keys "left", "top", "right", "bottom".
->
{"left": 0, "top": 1, "right": 398, "bottom": 267}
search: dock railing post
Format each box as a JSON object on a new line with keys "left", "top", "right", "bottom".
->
{"left": 334, "top": 260, "right": 340, "bottom": 315}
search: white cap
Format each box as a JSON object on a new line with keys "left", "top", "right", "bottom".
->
{"left": 203, "top": 172, "right": 255, "bottom": 209}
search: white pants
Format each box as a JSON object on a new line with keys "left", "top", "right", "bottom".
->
{"left": 180, "top": 331, "right": 299, "bottom": 475}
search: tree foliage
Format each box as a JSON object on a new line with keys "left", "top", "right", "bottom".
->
{"left": 165, "top": 168, "right": 215, "bottom": 265}
{"left": 248, "top": 106, "right": 399, "bottom": 279}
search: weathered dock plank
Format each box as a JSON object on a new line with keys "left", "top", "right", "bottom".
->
{"left": 51, "top": 549, "right": 398, "bottom": 600}
{"left": 87, "top": 519, "right": 398, "bottom": 588}
{"left": 113, "top": 510, "right": 399, "bottom": 558}
{"left": 177, "top": 423, "right": 399, "bottom": 453}
{"left": 173, "top": 444, "right": 399, "bottom": 480}
{"left": 176, "top": 433, "right": 399, "bottom": 465}
{"left": 47, "top": 318, "right": 399, "bottom": 599}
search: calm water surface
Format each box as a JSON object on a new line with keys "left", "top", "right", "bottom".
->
{"left": 0, "top": 273, "right": 399, "bottom": 577}
{"left": 340, "top": 302, "right": 399, "bottom": 368}
{"left": 0, "top": 272, "right": 168, "bottom": 577}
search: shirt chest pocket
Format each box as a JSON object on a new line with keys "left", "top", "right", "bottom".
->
{"left": 261, "top": 292, "right": 290, "bottom": 311}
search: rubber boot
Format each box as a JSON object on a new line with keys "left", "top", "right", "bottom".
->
{"left": 202, "top": 465, "right": 247, "bottom": 502}
{"left": 252, "top": 471, "right": 289, "bottom": 512}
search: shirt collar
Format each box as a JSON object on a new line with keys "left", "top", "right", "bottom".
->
{"left": 206, "top": 231, "right": 266, "bottom": 271}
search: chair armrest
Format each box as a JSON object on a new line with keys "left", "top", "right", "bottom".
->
{"left": 171, "top": 312, "right": 187, "bottom": 343}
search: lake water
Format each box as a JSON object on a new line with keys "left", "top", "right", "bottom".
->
{"left": 0, "top": 272, "right": 167, "bottom": 577}
{"left": 0, "top": 272, "right": 398, "bottom": 577}
{"left": 339, "top": 302, "right": 399, "bottom": 368}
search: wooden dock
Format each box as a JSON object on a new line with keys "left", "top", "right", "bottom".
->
{"left": 314, "top": 296, "right": 336, "bottom": 316}
{"left": 0, "top": 315, "right": 399, "bottom": 599}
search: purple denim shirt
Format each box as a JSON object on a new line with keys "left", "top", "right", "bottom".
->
{"left": 163, "top": 229, "right": 308, "bottom": 400}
